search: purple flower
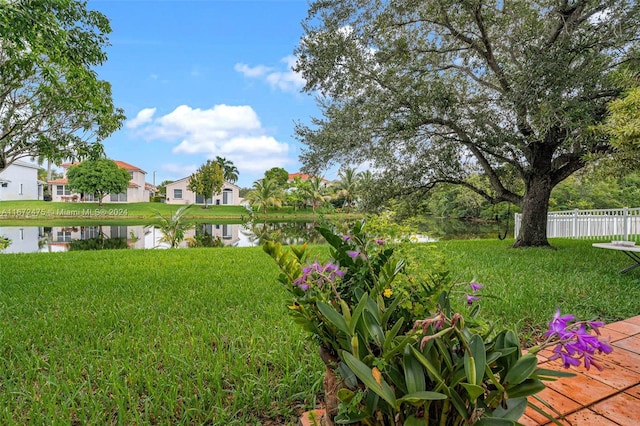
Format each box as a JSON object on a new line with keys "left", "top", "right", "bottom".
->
{"left": 347, "top": 250, "right": 360, "bottom": 259}
{"left": 466, "top": 294, "right": 480, "bottom": 306}
{"left": 469, "top": 281, "right": 483, "bottom": 292}
{"left": 545, "top": 310, "right": 613, "bottom": 370}
{"left": 375, "top": 239, "right": 384, "bottom": 245}
{"left": 546, "top": 309, "right": 575, "bottom": 337}
{"left": 342, "top": 235, "right": 351, "bottom": 241}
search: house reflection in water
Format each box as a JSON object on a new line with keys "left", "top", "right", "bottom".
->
{"left": 0, "top": 224, "right": 242, "bottom": 253}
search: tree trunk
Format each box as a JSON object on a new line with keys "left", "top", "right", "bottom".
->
{"left": 318, "top": 345, "right": 343, "bottom": 426}
{"left": 513, "top": 173, "right": 553, "bottom": 248}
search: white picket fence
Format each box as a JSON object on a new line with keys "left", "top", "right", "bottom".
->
{"left": 514, "top": 207, "right": 640, "bottom": 241}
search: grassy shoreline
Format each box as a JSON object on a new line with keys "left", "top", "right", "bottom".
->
{"left": 1, "top": 239, "right": 638, "bottom": 423}
{"left": 0, "top": 200, "right": 362, "bottom": 225}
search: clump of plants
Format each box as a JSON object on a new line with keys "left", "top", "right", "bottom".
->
{"left": 264, "top": 221, "right": 612, "bottom": 425}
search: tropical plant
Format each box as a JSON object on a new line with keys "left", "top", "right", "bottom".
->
{"left": 303, "top": 176, "right": 329, "bottom": 214}
{"left": 66, "top": 158, "right": 131, "bottom": 206}
{"left": 264, "top": 221, "right": 613, "bottom": 425}
{"left": 215, "top": 156, "right": 240, "bottom": 184}
{"left": 0, "top": 235, "right": 11, "bottom": 251}
{"left": 153, "top": 205, "right": 193, "bottom": 248}
{"left": 335, "top": 167, "right": 358, "bottom": 210}
{"left": 246, "top": 179, "right": 284, "bottom": 214}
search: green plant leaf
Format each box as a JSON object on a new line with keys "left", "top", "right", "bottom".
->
{"left": 506, "top": 379, "right": 546, "bottom": 399}
{"left": 397, "top": 391, "right": 448, "bottom": 405}
{"left": 403, "top": 415, "right": 428, "bottom": 426}
{"left": 337, "top": 388, "right": 356, "bottom": 403}
{"left": 504, "top": 354, "right": 538, "bottom": 386}
{"left": 403, "top": 346, "right": 426, "bottom": 394}
{"left": 363, "top": 310, "right": 385, "bottom": 346}
{"left": 464, "top": 334, "right": 486, "bottom": 386}
{"left": 531, "top": 368, "right": 576, "bottom": 379}
{"left": 350, "top": 294, "right": 369, "bottom": 335}
{"left": 461, "top": 383, "right": 484, "bottom": 401}
{"left": 383, "top": 317, "right": 405, "bottom": 353}
{"left": 409, "top": 345, "right": 445, "bottom": 386}
{"left": 317, "top": 301, "right": 350, "bottom": 336}
{"left": 490, "top": 397, "right": 528, "bottom": 420}
{"left": 341, "top": 351, "right": 396, "bottom": 407}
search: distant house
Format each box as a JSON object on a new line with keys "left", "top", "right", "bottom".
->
{"left": 287, "top": 172, "right": 329, "bottom": 184}
{"left": 48, "top": 160, "right": 151, "bottom": 203}
{"left": 165, "top": 177, "right": 240, "bottom": 206}
{"left": 0, "top": 160, "right": 43, "bottom": 201}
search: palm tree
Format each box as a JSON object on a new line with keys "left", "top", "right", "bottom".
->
{"left": 215, "top": 156, "right": 239, "bottom": 184}
{"left": 335, "top": 167, "right": 358, "bottom": 210}
{"left": 153, "top": 205, "right": 193, "bottom": 248}
{"left": 303, "top": 176, "right": 328, "bottom": 214}
{"left": 246, "top": 179, "right": 284, "bottom": 214}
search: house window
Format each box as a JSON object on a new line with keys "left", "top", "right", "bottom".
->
{"left": 56, "top": 231, "right": 72, "bottom": 242}
{"left": 82, "top": 226, "right": 100, "bottom": 239}
{"left": 110, "top": 226, "right": 128, "bottom": 238}
{"left": 195, "top": 194, "right": 213, "bottom": 205}
{"left": 222, "top": 189, "right": 233, "bottom": 205}
{"left": 110, "top": 193, "right": 127, "bottom": 202}
{"left": 173, "top": 189, "right": 183, "bottom": 199}
{"left": 19, "top": 184, "right": 23, "bottom": 195}
{"left": 222, "top": 224, "right": 232, "bottom": 240}
{"left": 56, "top": 185, "right": 71, "bottom": 196}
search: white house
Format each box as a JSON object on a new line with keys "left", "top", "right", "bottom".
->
{"left": 0, "top": 160, "right": 43, "bottom": 201}
{"left": 165, "top": 177, "right": 240, "bottom": 206}
{"left": 49, "top": 160, "right": 151, "bottom": 203}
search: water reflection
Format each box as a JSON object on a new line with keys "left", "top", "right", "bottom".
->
{"left": 0, "top": 218, "right": 503, "bottom": 254}
{"left": 0, "top": 222, "right": 318, "bottom": 254}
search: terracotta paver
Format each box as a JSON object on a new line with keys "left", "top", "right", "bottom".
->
{"left": 623, "top": 315, "right": 640, "bottom": 326}
{"left": 523, "top": 387, "right": 582, "bottom": 423}
{"left": 591, "top": 392, "right": 640, "bottom": 425}
{"left": 544, "top": 371, "right": 618, "bottom": 406}
{"left": 559, "top": 408, "right": 620, "bottom": 425}
{"left": 600, "top": 346, "right": 640, "bottom": 374}
{"left": 603, "top": 320, "right": 640, "bottom": 336}
{"left": 517, "top": 316, "right": 640, "bottom": 425}
{"left": 625, "top": 384, "right": 640, "bottom": 399}
{"left": 611, "top": 335, "right": 640, "bottom": 353}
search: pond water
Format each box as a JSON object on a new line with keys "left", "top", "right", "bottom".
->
{"left": 0, "top": 218, "right": 506, "bottom": 254}
{"left": 0, "top": 222, "right": 330, "bottom": 254}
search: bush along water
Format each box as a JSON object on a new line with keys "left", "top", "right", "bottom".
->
{"left": 263, "top": 221, "right": 612, "bottom": 425}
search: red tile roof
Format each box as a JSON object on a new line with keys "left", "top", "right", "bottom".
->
{"left": 288, "top": 172, "right": 328, "bottom": 181}
{"left": 60, "top": 160, "right": 145, "bottom": 173}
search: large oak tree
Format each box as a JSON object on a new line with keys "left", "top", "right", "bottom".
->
{"left": 294, "top": 0, "right": 640, "bottom": 247}
{"left": 0, "top": 0, "right": 125, "bottom": 172}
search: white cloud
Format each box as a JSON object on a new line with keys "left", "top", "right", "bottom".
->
{"left": 126, "top": 107, "right": 157, "bottom": 129}
{"left": 234, "top": 63, "right": 273, "bottom": 78}
{"left": 235, "top": 55, "right": 305, "bottom": 93}
{"left": 129, "top": 104, "right": 291, "bottom": 180}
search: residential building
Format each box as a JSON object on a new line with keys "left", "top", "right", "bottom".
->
{"left": 49, "top": 160, "right": 151, "bottom": 203}
{"left": 0, "top": 160, "right": 43, "bottom": 201}
{"left": 165, "top": 177, "right": 240, "bottom": 206}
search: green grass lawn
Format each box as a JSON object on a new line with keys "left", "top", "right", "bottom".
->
{"left": 0, "top": 239, "right": 638, "bottom": 424}
{"left": 0, "top": 200, "right": 361, "bottom": 225}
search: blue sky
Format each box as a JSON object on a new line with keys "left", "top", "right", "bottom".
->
{"left": 88, "top": 0, "right": 322, "bottom": 188}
